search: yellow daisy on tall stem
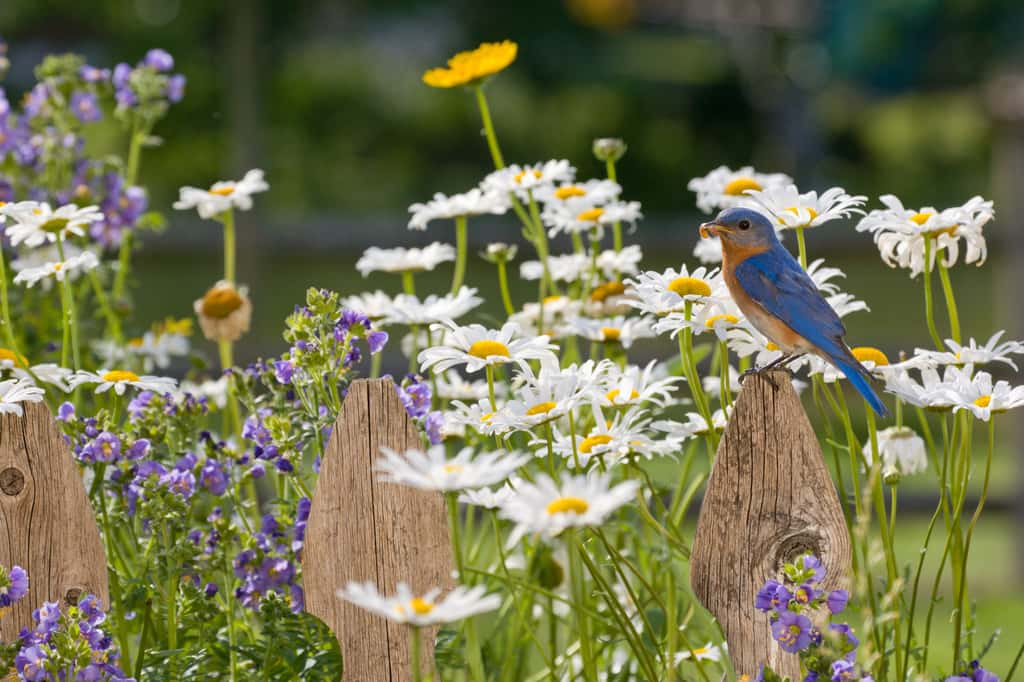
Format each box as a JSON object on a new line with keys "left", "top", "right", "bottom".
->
{"left": 423, "top": 40, "right": 517, "bottom": 170}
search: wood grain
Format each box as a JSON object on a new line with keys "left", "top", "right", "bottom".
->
{"left": 0, "top": 401, "right": 109, "bottom": 638}
{"left": 303, "top": 378, "right": 453, "bottom": 681}
{"left": 690, "top": 370, "right": 851, "bottom": 679}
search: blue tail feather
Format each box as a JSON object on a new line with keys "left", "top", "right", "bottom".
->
{"left": 832, "top": 356, "right": 889, "bottom": 417}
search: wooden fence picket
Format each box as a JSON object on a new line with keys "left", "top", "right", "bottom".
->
{"left": 0, "top": 401, "right": 109, "bottom": 639}
{"left": 691, "top": 370, "right": 852, "bottom": 679}
{"left": 303, "top": 378, "right": 453, "bottom": 681}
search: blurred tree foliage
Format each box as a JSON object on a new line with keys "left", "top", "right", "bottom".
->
{"left": 0, "top": 0, "right": 1019, "bottom": 230}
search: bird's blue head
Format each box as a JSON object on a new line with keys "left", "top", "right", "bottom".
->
{"left": 699, "top": 207, "right": 779, "bottom": 249}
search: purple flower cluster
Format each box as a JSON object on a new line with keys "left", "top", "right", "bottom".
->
{"left": 393, "top": 375, "right": 444, "bottom": 445}
{"left": 56, "top": 161, "right": 148, "bottom": 249}
{"left": 112, "top": 48, "right": 185, "bottom": 110}
{"left": 946, "top": 661, "right": 999, "bottom": 682}
{"left": 61, "top": 405, "right": 151, "bottom": 465}
{"left": 243, "top": 408, "right": 293, "bottom": 474}
{"left": 755, "top": 555, "right": 870, "bottom": 681}
{"left": 232, "top": 505, "right": 307, "bottom": 614}
{"left": 16, "top": 592, "right": 132, "bottom": 681}
{"left": 0, "top": 564, "right": 28, "bottom": 609}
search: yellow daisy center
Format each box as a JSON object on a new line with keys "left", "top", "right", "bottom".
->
{"left": 546, "top": 496, "right": 590, "bottom": 515}
{"left": 783, "top": 206, "right": 818, "bottom": 221}
{"left": 910, "top": 212, "right": 934, "bottom": 226}
{"left": 526, "top": 401, "right": 558, "bottom": 416}
{"left": 39, "top": 217, "right": 70, "bottom": 234}
{"left": 0, "top": 348, "right": 28, "bottom": 367}
{"left": 201, "top": 286, "right": 245, "bottom": 319}
{"left": 422, "top": 40, "right": 518, "bottom": 88}
{"left": 723, "top": 177, "right": 762, "bottom": 196}
{"left": 543, "top": 295, "right": 565, "bottom": 305}
{"left": 209, "top": 185, "right": 235, "bottom": 196}
{"left": 101, "top": 370, "right": 140, "bottom": 383}
{"left": 705, "top": 314, "right": 739, "bottom": 328}
{"left": 852, "top": 346, "right": 890, "bottom": 366}
{"left": 409, "top": 598, "right": 434, "bottom": 615}
{"left": 514, "top": 169, "right": 543, "bottom": 184}
{"left": 766, "top": 342, "right": 780, "bottom": 351}
{"left": 668, "top": 276, "right": 711, "bottom": 298}
{"left": 974, "top": 395, "right": 992, "bottom": 408}
{"left": 554, "top": 186, "right": 587, "bottom": 200}
{"left": 576, "top": 207, "right": 605, "bottom": 222}
{"left": 443, "top": 464, "right": 464, "bottom": 473}
{"left": 590, "top": 281, "right": 625, "bottom": 302}
{"left": 601, "top": 327, "right": 621, "bottom": 342}
{"left": 480, "top": 412, "right": 494, "bottom": 423}
{"left": 128, "top": 337, "right": 144, "bottom": 347}
{"left": 606, "top": 388, "right": 639, "bottom": 402}
{"left": 468, "top": 340, "right": 510, "bottom": 359}
{"left": 579, "top": 434, "right": 613, "bottom": 453}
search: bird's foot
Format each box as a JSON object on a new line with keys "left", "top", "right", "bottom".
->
{"left": 739, "top": 366, "right": 781, "bottom": 389}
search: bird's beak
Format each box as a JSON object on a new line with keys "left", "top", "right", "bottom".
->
{"left": 699, "top": 222, "right": 729, "bottom": 239}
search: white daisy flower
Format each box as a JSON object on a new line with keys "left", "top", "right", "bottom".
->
{"left": 376, "top": 445, "right": 529, "bottom": 492}
{"left": 543, "top": 200, "right": 643, "bottom": 238}
{"left": 11, "top": 243, "right": 85, "bottom": 291}
{"left": 570, "top": 315, "right": 654, "bottom": 348}
{"left": 595, "top": 245, "right": 644, "bottom": 279}
{"left": 482, "top": 160, "right": 575, "bottom": 197}
{"left": 687, "top": 165, "right": 793, "bottom": 214}
{"left": 675, "top": 642, "right": 724, "bottom": 664}
{"left": 385, "top": 287, "right": 484, "bottom": 326}
{"left": 12, "top": 363, "right": 74, "bottom": 393}
{"left": 446, "top": 398, "right": 514, "bottom": 437}
{"left": 546, "top": 405, "right": 681, "bottom": 465}
{"left": 855, "top": 195, "right": 994, "bottom": 277}
{"left": 806, "top": 259, "right": 869, "bottom": 318}
{"left": 341, "top": 290, "right": 398, "bottom": 322}
{"left": 0, "top": 379, "right": 45, "bottom": 416}
{"left": 435, "top": 371, "right": 490, "bottom": 402}
{"left": 625, "top": 265, "right": 723, "bottom": 316}
{"left": 508, "top": 296, "right": 584, "bottom": 339}
{"left": 519, "top": 253, "right": 589, "bottom": 283}
{"left": 499, "top": 471, "right": 639, "bottom": 544}
{"left": 915, "top": 331, "right": 1024, "bottom": 371}
{"left": 597, "top": 360, "right": 683, "bottom": 409}
{"left": 946, "top": 369, "right": 1024, "bottom": 421}
{"left": 13, "top": 250, "right": 99, "bottom": 288}
{"left": 176, "top": 376, "right": 230, "bottom": 409}
{"left": 418, "top": 320, "right": 557, "bottom": 374}
{"left": 693, "top": 234, "right": 724, "bottom": 265}
{"left": 534, "top": 178, "right": 621, "bottom": 206}
{"left": 356, "top": 242, "right": 456, "bottom": 277}
{"left": 653, "top": 298, "right": 744, "bottom": 341}
{"left": 1, "top": 202, "right": 103, "bottom": 248}
{"left": 173, "top": 169, "right": 269, "bottom": 219}
{"left": 862, "top": 426, "right": 928, "bottom": 477}
{"left": 407, "top": 188, "right": 510, "bottom": 231}
{"left": 748, "top": 184, "right": 866, "bottom": 230}
{"left": 494, "top": 365, "right": 593, "bottom": 432}
{"left": 458, "top": 481, "right": 519, "bottom": 510}
{"left": 337, "top": 581, "right": 501, "bottom": 626}
{"left": 124, "top": 330, "right": 191, "bottom": 371}
{"left": 882, "top": 365, "right": 964, "bottom": 410}
{"left": 68, "top": 369, "right": 177, "bottom": 396}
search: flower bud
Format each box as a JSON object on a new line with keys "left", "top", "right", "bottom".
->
{"left": 592, "top": 137, "right": 627, "bottom": 163}
{"left": 481, "top": 242, "right": 518, "bottom": 264}
{"left": 194, "top": 280, "right": 252, "bottom": 342}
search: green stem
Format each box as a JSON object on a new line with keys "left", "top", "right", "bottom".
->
{"left": 87, "top": 269, "right": 123, "bottom": 344}
{"left": 955, "top": 417, "right": 994, "bottom": 664}
{"left": 496, "top": 260, "right": 515, "bottom": 316}
{"left": 474, "top": 85, "right": 505, "bottom": 169}
{"left": 795, "top": 226, "right": 808, "bottom": 269}
{"left": 410, "top": 626, "right": 424, "bottom": 682}
{"left": 485, "top": 365, "right": 497, "bottom": 411}
{"left": 0, "top": 248, "right": 27, "bottom": 362}
{"left": 447, "top": 494, "right": 484, "bottom": 681}
{"left": 451, "top": 215, "right": 468, "bottom": 294}
{"left": 937, "top": 260, "right": 962, "bottom": 344}
{"left": 605, "top": 158, "right": 623, "bottom": 252}
{"left": 56, "top": 237, "right": 79, "bottom": 369}
{"left": 567, "top": 530, "right": 598, "bottom": 682}
{"left": 222, "top": 209, "right": 237, "bottom": 284}
{"left": 113, "top": 127, "right": 144, "bottom": 301}
{"left": 922, "top": 238, "right": 945, "bottom": 350}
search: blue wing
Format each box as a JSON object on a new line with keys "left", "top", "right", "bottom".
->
{"left": 733, "top": 245, "right": 846, "bottom": 352}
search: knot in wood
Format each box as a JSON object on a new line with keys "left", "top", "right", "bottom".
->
{"left": 773, "top": 530, "right": 824, "bottom": 573}
{"left": 0, "top": 467, "right": 25, "bottom": 496}
{"left": 64, "top": 587, "right": 83, "bottom": 605}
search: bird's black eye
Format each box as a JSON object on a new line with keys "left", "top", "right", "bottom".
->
{"left": 738, "top": 219, "right": 751, "bottom": 230}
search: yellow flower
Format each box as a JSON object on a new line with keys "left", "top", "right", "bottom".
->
{"left": 422, "top": 41, "right": 518, "bottom": 88}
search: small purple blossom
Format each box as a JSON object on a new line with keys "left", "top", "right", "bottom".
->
{"left": 143, "top": 48, "right": 174, "bottom": 71}
{"left": 70, "top": 91, "right": 101, "bottom": 123}
{"left": 827, "top": 589, "right": 849, "bottom": 614}
{"left": 771, "top": 609, "right": 813, "bottom": 653}
{"left": 274, "top": 359, "right": 295, "bottom": 384}
{"left": 14, "top": 644, "right": 47, "bottom": 681}
{"left": 425, "top": 410, "right": 445, "bottom": 445}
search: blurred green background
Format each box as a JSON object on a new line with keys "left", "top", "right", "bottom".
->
{"left": 4, "top": 0, "right": 1024, "bottom": 673}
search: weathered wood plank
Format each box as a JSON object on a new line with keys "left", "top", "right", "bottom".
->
{"left": 0, "top": 401, "right": 109, "bottom": 638}
{"left": 691, "top": 370, "right": 851, "bottom": 679}
{"left": 303, "top": 378, "right": 453, "bottom": 681}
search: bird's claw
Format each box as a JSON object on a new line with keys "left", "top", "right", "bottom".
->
{"left": 738, "top": 366, "right": 781, "bottom": 390}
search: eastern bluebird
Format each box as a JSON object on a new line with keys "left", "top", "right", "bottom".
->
{"left": 700, "top": 207, "right": 888, "bottom": 416}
